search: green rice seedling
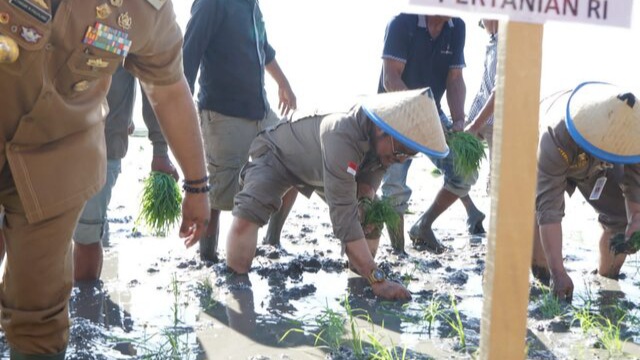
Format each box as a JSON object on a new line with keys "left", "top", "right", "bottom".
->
{"left": 431, "top": 168, "right": 443, "bottom": 177}
{"left": 400, "top": 261, "right": 419, "bottom": 286}
{"left": 537, "top": 286, "right": 564, "bottom": 319}
{"left": 609, "top": 231, "right": 640, "bottom": 255}
{"left": 446, "top": 131, "right": 486, "bottom": 179}
{"left": 367, "top": 332, "right": 407, "bottom": 360}
{"left": 343, "top": 294, "right": 371, "bottom": 358}
{"left": 571, "top": 301, "right": 598, "bottom": 334}
{"left": 360, "top": 197, "right": 401, "bottom": 232}
{"left": 195, "top": 277, "right": 217, "bottom": 311}
{"left": 596, "top": 315, "right": 626, "bottom": 356}
{"left": 444, "top": 295, "right": 466, "bottom": 350}
{"left": 313, "top": 305, "right": 346, "bottom": 350}
{"left": 420, "top": 296, "right": 445, "bottom": 337}
{"left": 137, "top": 171, "right": 182, "bottom": 236}
{"left": 170, "top": 273, "right": 181, "bottom": 327}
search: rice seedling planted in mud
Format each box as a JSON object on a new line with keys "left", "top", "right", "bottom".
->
{"left": 610, "top": 231, "right": 640, "bottom": 255}
{"left": 444, "top": 295, "right": 466, "bottom": 351}
{"left": 446, "top": 131, "right": 486, "bottom": 179}
{"left": 137, "top": 171, "right": 182, "bottom": 236}
{"left": 537, "top": 285, "right": 565, "bottom": 319}
{"left": 367, "top": 333, "right": 408, "bottom": 360}
{"left": 419, "top": 296, "right": 445, "bottom": 337}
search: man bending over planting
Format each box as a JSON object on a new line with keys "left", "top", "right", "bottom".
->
{"left": 225, "top": 88, "right": 449, "bottom": 300}
{"left": 532, "top": 82, "right": 640, "bottom": 301}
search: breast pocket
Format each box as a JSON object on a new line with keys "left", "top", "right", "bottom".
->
{"left": 54, "top": 47, "right": 122, "bottom": 98}
{"left": 0, "top": 7, "right": 50, "bottom": 76}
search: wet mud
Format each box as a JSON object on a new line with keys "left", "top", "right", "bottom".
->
{"left": 0, "top": 137, "right": 639, "bottom": 360}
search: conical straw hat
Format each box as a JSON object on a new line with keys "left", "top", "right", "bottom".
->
{"left": 361, "top": 88, "right": 449, "bottom": 158}
{"left": 566, "top": 82, "right": 640, "bottom": 164}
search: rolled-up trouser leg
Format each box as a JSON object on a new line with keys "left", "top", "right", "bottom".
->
{"left": 0, "top": 175, "right": 81, "bottom": 355}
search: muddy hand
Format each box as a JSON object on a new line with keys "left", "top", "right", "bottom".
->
{"left": 179, "top": 192, "right": 210, "bottom": 248}
{"left": 550, "top": 271, "right": 573, "bottom": 302}
{"left": 371, "top": 280, "right": 412, "bottom": 301}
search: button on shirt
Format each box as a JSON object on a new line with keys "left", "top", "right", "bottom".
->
{"left": 183, "top": 0, "right": 275, "bottom": 120}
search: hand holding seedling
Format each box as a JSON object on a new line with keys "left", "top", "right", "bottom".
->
{"left": 151, "top": 155, "right": 179, "bottom": 181}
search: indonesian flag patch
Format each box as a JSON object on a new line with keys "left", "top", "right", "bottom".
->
{"left": 346, "top": 161, "right": 358, "bottom": 176}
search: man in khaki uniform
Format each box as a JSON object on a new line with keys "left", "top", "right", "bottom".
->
{"left": 0, "top": 0, "right": 209, "bottom": 358}
{"left": 226, "top": 88, "right": 449, "bottom": 301}
{"left": 531, "top": 82, "right": 640, "bottom": 301}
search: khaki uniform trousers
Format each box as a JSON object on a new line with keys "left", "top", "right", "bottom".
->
{"left": 0, "top": 165, "right": 80, "bottom": 354}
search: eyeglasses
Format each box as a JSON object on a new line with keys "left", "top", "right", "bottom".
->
{"left": 391, "top": 137, "right": 416, "bottom": 160}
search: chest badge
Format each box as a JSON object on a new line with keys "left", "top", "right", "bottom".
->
{"left": 110, "top": 0, "right": 123, "bottom": 7}
{"left": 0, "top": 12, "right": 10, "bottom": 24}
{"left": 20, "top": 26, "right": 42, "bottom": 43}
{"left": 96, "top": 3, "right": 112, "bottom": 19}
{"left": 86, "top": 58, "right": 109, "bottom": 68}
{"left": 117, "top": 12, "right": 131, "bottom": 30}
{"left": 0, "top": 35, "right": 19, "bottom": 63}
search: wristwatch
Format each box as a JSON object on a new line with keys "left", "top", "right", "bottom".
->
{"left": 367, "top": 268, "right": 386, "bottom": 285}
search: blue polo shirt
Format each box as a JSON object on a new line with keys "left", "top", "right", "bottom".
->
{"left": 378, "top": 14, "right": 466, "bottom": 115}
{"left": 183, "top": 0, "right": 275, "bottom": 120}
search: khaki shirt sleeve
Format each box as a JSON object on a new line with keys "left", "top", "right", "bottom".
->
{"left": 622, "top": 164, "right": 640, "bottom": 204}
{"left": 536, "top": 128, "right": 570, "bottom": 225}
{"left": 321, "top": 131, "right": 365, "bottom": 243}
{"left": 123, "top": 0, "right": 184, "bottom": 86}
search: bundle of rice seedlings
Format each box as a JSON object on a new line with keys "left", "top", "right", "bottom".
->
{"left": 360, "top": 197, "right": 400, "bottom": 232}
{"left": 447, "top": 132, "right": 486, "bottom": 179}
{"left": 137, "top": 171, "right": 182, "bottom": 236}
{"left": 609, "top": 231, "right": 640, "bottom": 255}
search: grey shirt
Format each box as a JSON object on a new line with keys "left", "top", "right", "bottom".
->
{"left": 105, "top": 66, "right": 169, "bottom": 160}
{"left": 536, "top": 120, "right": 640, "bottom": 225}
{"left": 249, "top": 107, "right": 386, "bottom": 243}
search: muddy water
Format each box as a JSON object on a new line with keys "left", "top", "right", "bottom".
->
{"left": 0, "top": 135, "right": 630, "bottom": 359}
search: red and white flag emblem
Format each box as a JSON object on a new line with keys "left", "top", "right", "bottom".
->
{"left": 346, "top": 161, "right": 358, "bottom": 176}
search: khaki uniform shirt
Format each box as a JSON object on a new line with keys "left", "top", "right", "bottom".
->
{"left": 0, "top": 0, "right": 183, "bottom": 223}
{"left": 536, "top": 120, "right": 640, "bottom": 225}
{"left": 249, "top": 107, "right": 386, "bottom": 243}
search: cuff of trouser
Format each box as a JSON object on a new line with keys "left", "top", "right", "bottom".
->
{"left": 152, "top": 142, "right": 169, "bottom": 157}
{"left": 443, "top": 182, "right": 472, "bottom": 198}
{"left": 10, "top": 349, "right": 66, "bottom": 360}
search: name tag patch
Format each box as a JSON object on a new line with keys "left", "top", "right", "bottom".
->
{"left": 589, "top": 176, "right": 607, "bottom": 201}
{"left": 9, "top": 0, "right": 51, "bottom": 23}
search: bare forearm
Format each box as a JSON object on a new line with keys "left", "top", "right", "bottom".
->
{"left": 447, "top": 73, "right": 466, "bottom": 124}
{"left": 539, "top": 223, "right": 565, "bottom": 275}
{"left": 345, "top": 238, "right": 377, "bottom": 277}
{"left": 266, "top": 59, "right": 290, "bottom": 88}
{"left": 469, "top": 91, "right": 495, "bottom": 130}
{"left": 141, "top": 77, "right": 207, "bottom": 180}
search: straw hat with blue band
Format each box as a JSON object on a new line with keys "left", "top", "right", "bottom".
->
{"left": 361, "top": 88, "right": 449, "bottom": 159}
{"left": 566, "top": 81, "right": 640, "bottom": 164}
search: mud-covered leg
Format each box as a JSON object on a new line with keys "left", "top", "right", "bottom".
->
{"left": 263, "top": 187, "right": 298, "bottom": 246}
{"left": 200, "top": 209, "right": 220, "bottom": 262}
{"left": 226, "top": 217, "right": 260, "bottom": 274}
{"left": 598, "top": 228, "right": 626, "bottom": 279}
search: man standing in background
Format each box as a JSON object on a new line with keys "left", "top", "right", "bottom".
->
{"left": 73, "top": 65, "right": 180, "bottom": 282}
{"left": 378, "top": 13, "right": 485, "bottom": 254}
{"left": 183, "top": 0, "right": 299, "bottom": 262}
